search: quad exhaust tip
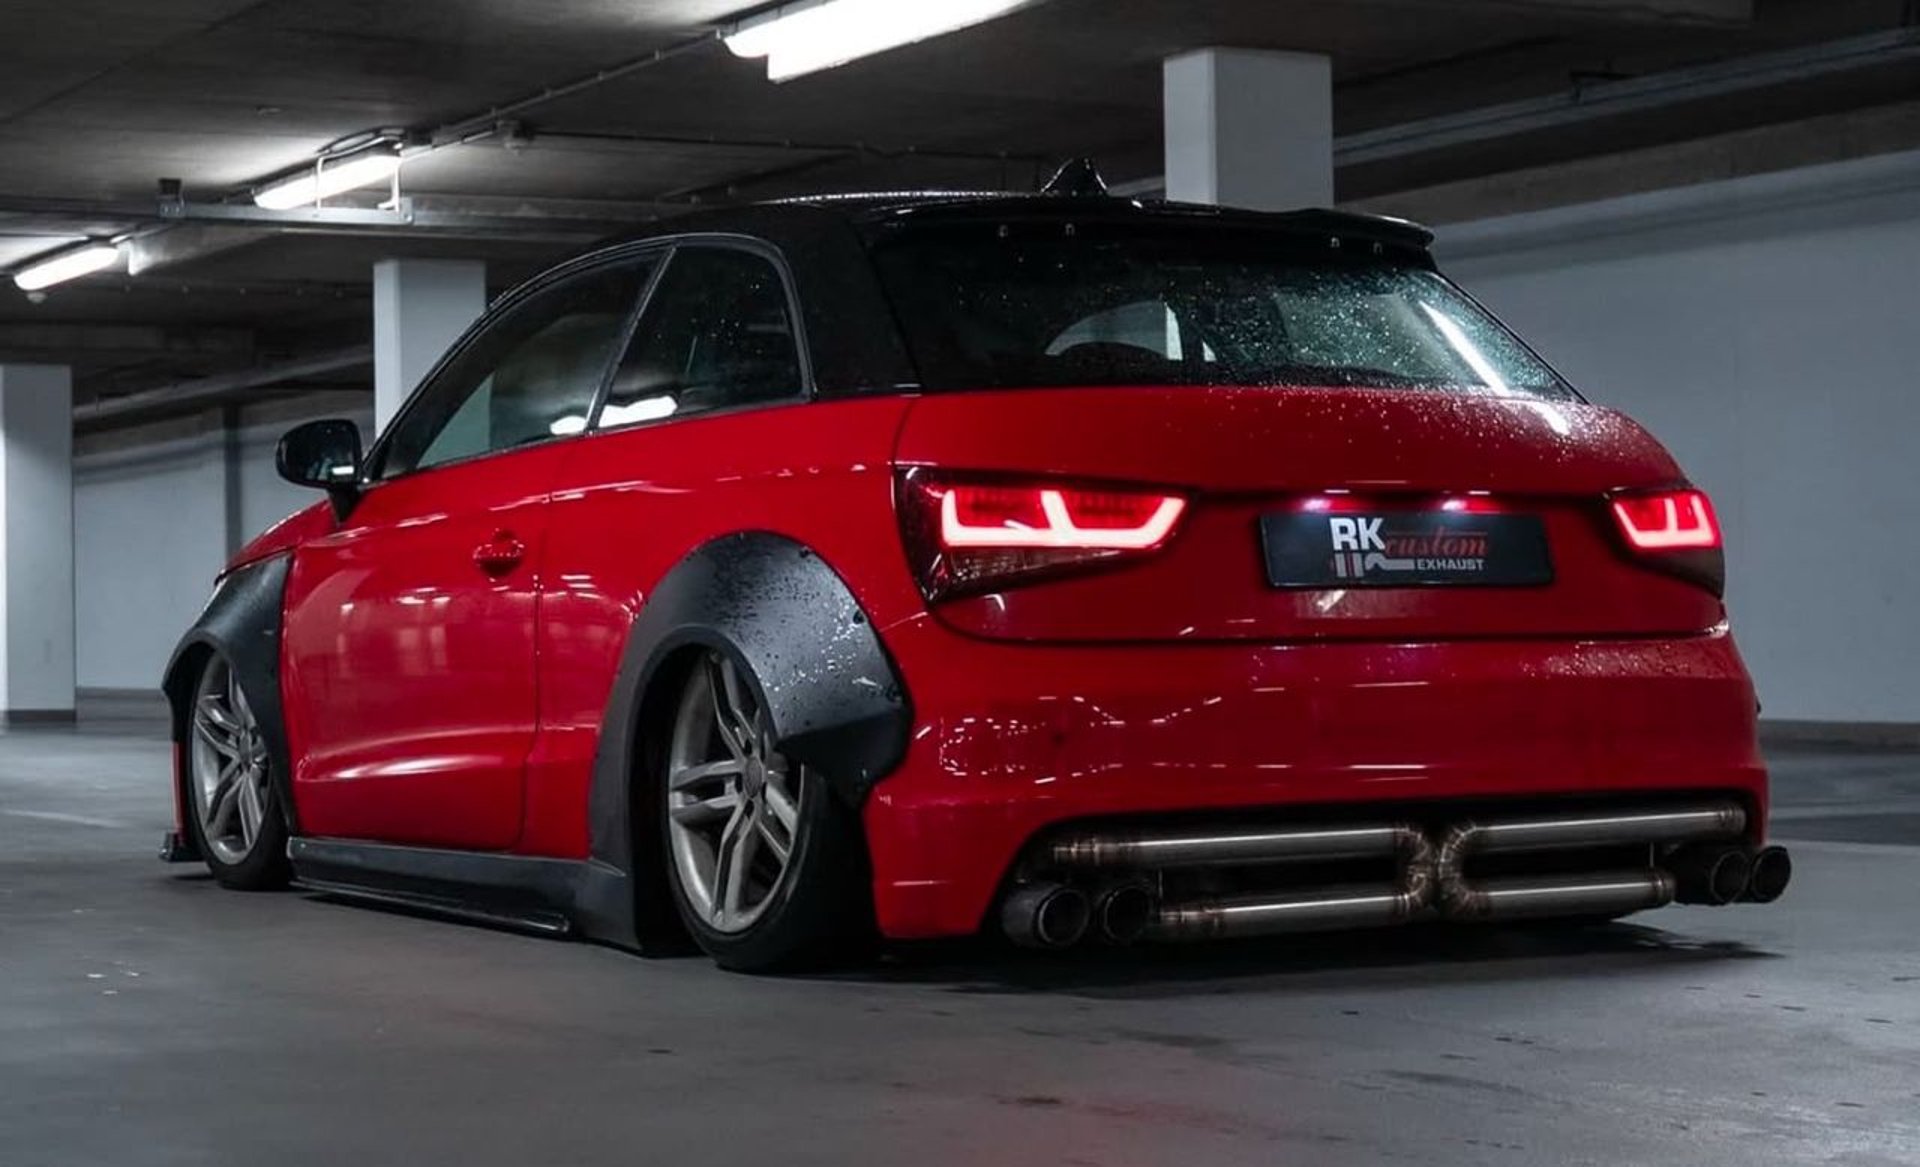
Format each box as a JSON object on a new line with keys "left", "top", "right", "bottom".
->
{"left": 1093, "top": 884, "right": 1155, "bottom": 945}
{"left": 1001, "top": 882, "right": 1092, "bottom": 949}
{"left": 1744, "top": 845, "right": 1792, "bottom": 903}
{"left": 1670, "top": 844, "right": 1752, "bottom": 906}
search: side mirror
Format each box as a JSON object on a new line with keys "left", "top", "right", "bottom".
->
{"left": 276, "top": 419, "right": 363, "bottom": 519}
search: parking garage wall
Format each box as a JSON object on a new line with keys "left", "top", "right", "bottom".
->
{"left": 73, "top": 393, "right": 373, "bottom": 694}
{"left": 63, "top": 152, "right": 1918, "bottom": 726}
{"left": 1440, "top": 150, "right": 1920, "bottom": 726}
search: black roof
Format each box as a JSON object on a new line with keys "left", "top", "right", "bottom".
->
{"left": 610, "top": 191, "right": 1435, "bottom": 255}
{"left": 815, "top": 191, "right": 1432, "bottom": 248}
{"left": 574, "top": 191, "right": 1440, "bottom": 402}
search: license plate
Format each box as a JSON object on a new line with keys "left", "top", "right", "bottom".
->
{"left": 1260, "top": 511, "right": 1553, "bottom": 588}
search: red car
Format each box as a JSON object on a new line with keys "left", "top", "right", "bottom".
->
{"left": 163, "top": 180, "right": 1789, "bottom": 971}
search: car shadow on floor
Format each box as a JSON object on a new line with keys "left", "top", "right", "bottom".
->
{"left": 837, "top": 921, "right": 1782, "bottom": 998}
{"left": 234, "top": 878, "right": 1781, "bottom": 998}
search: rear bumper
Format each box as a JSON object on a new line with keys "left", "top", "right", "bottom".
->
{"left": 863, "top": 621, "right": 1767, "bottom": 939}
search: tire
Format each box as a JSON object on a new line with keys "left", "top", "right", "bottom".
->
{"left": 181, "top": 650, "right": 291, "bottom": 890}
{"left": 659, "top": 649, "right": 871, "bottom": 972}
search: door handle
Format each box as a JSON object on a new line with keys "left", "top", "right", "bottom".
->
{"left": 473, "top": 530, "right": 526, "bottom": 577}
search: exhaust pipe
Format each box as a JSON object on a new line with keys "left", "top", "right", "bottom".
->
{"left": 1743, "top": 845, "right": 1792, "bottom": 903}
{"left": 1464, "top": 871, "right": 1676, "bottom": 920}
{"left": 1001, "top": 882, "right": 1092, "bottom": 949}
{"left": 1049, "top": 822, "right": 1427, "bottom": 869}
{"left": 1042, "top": 822, "right": 1439, "bottom": 942}
{"left": 1435, "top": 802, "right": 1746, "bottom": 920}
{"left": 1012, "top": 800, "right": 1766, "bottom": 946}
{"left": 1147, "top": 883, "right": 1429, "bottom": 941}
{"left": 1092, "top": 883, "right": 1155, "bottom": 945}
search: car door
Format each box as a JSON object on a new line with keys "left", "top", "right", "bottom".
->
{"left": 524, "top": 243, "right": 815, "bottom": 855}
{"left": 282, "top": 254, "right": 657, "bottom": 851}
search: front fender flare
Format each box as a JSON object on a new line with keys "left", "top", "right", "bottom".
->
{"left": 160, "top": 554, "right": 297, "bottom": 835}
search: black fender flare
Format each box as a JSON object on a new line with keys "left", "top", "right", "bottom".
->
{"left": 583, "top": 532, "right": 911, "bottom": 947}
{"left": 160, "top": 554, "right": 299, "bottom": 835}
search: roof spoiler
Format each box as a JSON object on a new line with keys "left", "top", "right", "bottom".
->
{"left": 1040, "top": 158, "right": 1109, "bottom": 198}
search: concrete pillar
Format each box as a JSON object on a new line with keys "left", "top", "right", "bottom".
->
{"left": 1164, "top": 48, "right": 1334, "bottom": 211}
{"left": 372, "top": 258, "right": 485, "bottom": 433}
{"left": 0, "top": 365, "right": 76, "bottom": 722}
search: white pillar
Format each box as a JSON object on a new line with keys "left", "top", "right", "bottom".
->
{"left": 0, "top": 365, "right": 75, "bottom": 722}
{"left": 1164, "top": 48, "right": 1334, "bottom": 211}
{"left": 372, "top": 258, "right": 486, "bottom": 434}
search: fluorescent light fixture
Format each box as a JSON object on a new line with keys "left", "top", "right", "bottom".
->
{"left": 13, "top": 242, "right": 122, "bottom": 291}
{"left": 254, "top": 149, "right": 403, "bottom": 210}
{"left": 726, "top": 0, "right": 1035, "bottom": 81}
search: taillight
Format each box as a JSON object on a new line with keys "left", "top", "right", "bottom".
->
{"left": 1611, "top": 490, "right": 1719, "bottom": 550}
{"left": 899, "top": 471, "right": 1188, "bottom": 601}
{"left": 1609, "top": 488, "right": 1725, "bottom": 595}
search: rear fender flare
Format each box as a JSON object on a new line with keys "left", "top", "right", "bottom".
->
{"left": 585, "top": 532, "right": 911, "bottom": 945}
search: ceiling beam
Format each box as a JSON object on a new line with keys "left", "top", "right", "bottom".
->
{"left": 1407, "top": 0, "right": 1751, "bottom": 24}
{"left": 0, "top": 194, "right": 668, "bottom": 256}
{"left": 1338, "top": 28, "right": 1920, "bottom": 167}
{"left": 126, "top": 226, "right": 275, "bottom": 276}
{"left": 0, "top": 321, "right": 255, "bottom": 368}
{"left": 74, "top": 345, "right": 371, "bottom": 432}
{"left": 153, "top": 199, "right": 657, "bottom": 242}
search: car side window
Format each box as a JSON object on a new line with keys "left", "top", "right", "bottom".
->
{"left": 596, "top": 247, "right": 802, "bottom": 429}
{"left": 377, "top": 258, "right": 653, "bottom": 478}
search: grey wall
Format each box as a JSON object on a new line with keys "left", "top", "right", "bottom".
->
{"left": 64, "top": 151, "right": 1920, "bottom": 721}
{"left": 1440, "top": 151, "right": 1920, "bottom": 724}
{"left": 73, "top": 394, "right": 373, "bottom": 691}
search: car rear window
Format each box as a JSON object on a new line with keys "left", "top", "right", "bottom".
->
{"left": 870, "top": 224, "right": 1574, "bottom": 400}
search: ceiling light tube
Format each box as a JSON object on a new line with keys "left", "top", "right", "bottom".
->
{"left": 254, "top": 148, "right": 404, "bottom": 210}
{"left": 13, "top": 242, "right": 122, "bottom": 291}
{"left": 726, "top": 0, "right": 1036, "bottom": 82}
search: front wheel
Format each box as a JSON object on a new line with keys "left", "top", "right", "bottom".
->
{"left": 183, "top": 652, "right": 290, "bottom": 890}
{"left": 661, "top": 650, "right": 870, "bottom": 972}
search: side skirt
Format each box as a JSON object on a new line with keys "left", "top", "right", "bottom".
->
{"left": 288, "top": 838, "right": 637, "bottom": 944}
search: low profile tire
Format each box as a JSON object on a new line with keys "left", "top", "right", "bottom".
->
{"left": 183, "top": 651, "right": 290, "bottom": 890}
{"left": 661, "top": 650, "right": 870, "bottom": 972}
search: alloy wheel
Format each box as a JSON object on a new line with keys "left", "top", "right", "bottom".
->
{"left": 666, "top": 652, "right": 805, "bottom": 934}
{"left": 189, "top": 657, "right": 273, "bottom": 866}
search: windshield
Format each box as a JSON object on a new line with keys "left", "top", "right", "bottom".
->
{"left": 871, "top": 226, "right": 1575, "bottom": 400}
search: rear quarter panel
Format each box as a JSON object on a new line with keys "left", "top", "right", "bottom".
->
{"left": 523, "top": 396, "right": 919, "bottom": 857}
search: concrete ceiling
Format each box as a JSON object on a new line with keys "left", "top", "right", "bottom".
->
{"left": 2, "top": 0, "right": 1915, "bottom": 407}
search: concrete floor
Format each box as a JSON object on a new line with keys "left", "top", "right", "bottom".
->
{"left": 1, "top": 729, "right": 1916, "bottom": 1166}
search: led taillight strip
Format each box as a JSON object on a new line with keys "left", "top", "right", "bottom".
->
{"left": 938, "top": 489, "right": 1187, "bottom": 550}
{"left": 1611, "top": 491, "right": 1720, "bottom": 551}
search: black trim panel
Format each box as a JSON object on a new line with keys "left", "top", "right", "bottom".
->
{"left": 162, "top": 555, "right": 298, "bottom": 833}
{"left": 289, "top": 837, "right": 625, "bottom": 939}
{"left": 160, "top": 831, "right": 199, "bottom": 863}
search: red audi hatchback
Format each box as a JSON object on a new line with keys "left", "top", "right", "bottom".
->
{"left": 163, "top": 180, "right": 1788, "bottom": 970}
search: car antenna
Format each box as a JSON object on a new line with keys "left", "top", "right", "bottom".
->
{"left": 1040, "top": 158, "right": 1109, "bottom": 197}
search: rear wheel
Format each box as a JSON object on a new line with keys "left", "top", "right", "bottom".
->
{"left": 184, "top": 652, "right": 290, "bottom": 890}
{"left": 661, "top": 650, "right": 869, "bottom": 972}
